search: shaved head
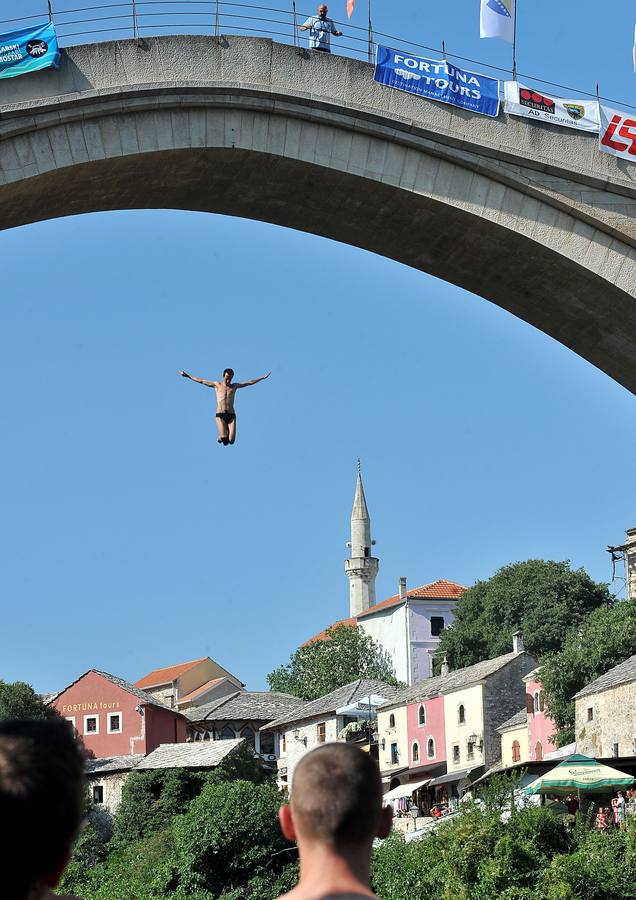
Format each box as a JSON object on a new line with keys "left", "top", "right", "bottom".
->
{"left": 290, "top": 744, "right": 383, "bottom": 846}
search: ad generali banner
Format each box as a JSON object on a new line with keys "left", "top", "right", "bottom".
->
{"left": 599, "top": 104, "right": 636, "bottom": 161}
{"left": 504, "top": 82, "right": 600, "bottom": 132}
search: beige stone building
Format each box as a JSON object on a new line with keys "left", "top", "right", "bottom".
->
{"left": 574, "top": 654, "right": 636, "bottom": 758}
{"left": 377, "top": 703, "right": 409, "bottom": 775}
{"left": 134, "top": 656, "right": 244, "bottom": 710}
{"left": 498, "top": 709, "right": 529, "bottom": 767}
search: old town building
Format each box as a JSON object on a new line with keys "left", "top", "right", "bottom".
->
{"left": 51, "top": 669, "right": 187, "bottom": 758}
{"left": 263, "top": 678, "right": 400, "bottom": 789}
{"left": 186, "top": 691, "right": 304, "bottom": 761}
{"left": 524, "top": 668, "right": 558, "bottom": 761}
{"left": 134, "top": 656, "right": 244, "bottom": 711}
{"left": 498, "top": 709, "right": 529, "bottom": 767}
{"left": 306, "top": 468, "right": 465, "bottom": 684}
{"left": 574, "top": 653, "right": 636, "bottom": 758}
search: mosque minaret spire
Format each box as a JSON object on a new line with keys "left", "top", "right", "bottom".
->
{"left": 345, "top": 461, "right": 379, "bottom": 618}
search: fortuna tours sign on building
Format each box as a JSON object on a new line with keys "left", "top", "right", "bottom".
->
{"left": 374, "top": 47, "right": 500, "bottom": 119}
{"left": 0, "top": 22, "right": 60, "bottom": 80}
{"left": 599, "top": 104, "right": 636, "bottom": 161}
{"left": 504, "top": 82, "right": 600, "bottom": 132}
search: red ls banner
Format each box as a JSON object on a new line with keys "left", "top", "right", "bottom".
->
{"left": 599, "top": 104, "right": 636, "bottom": 161}
{"left": 347, "top": 0, "right": 355, "bottom": 18}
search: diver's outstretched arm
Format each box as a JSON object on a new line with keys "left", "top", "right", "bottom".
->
{"left": 179, "top": 371, "right": 217, "bottom": 387}
{"left": 235, "top": 371, "right": 271, "bottom": 389}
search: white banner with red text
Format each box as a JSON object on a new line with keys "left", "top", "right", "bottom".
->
{"left": 599, "top": 105, "right": 636, "bottom": 162}
{"left": 504, "top": 82, "right": 600, "bottom": 133}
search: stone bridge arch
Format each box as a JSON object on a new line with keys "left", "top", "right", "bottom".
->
{"left": 1, "top": 35, "right": 636, "bottom": 390}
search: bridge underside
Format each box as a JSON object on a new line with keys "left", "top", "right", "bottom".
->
{"left": 4, "top": 145, "right": 635, "bottom": 391}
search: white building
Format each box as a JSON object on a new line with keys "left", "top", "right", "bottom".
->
{"left": 306, "top": 468, "right": 465, "bottom": 685}
{"left": 262, "top": 678, "right": 400, "bottom": 790}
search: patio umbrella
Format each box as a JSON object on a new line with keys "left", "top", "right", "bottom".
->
{"left": 524, "top": 754, "right": 634, "bottom": 796}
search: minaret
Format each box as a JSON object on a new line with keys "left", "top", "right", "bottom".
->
{"left": 345, "top": 462, "right": 379, "bottom": 617}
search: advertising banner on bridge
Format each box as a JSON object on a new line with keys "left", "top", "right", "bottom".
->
{"left": 0, "top": 22, "right": 60, "bottom": 80}
{"left": 504, "top": 82, "right": 600, "bottom": 132}
{"left": 374, "top": 46, "right": 500, "bottom": 118}
{"left": 598, "top": 104, "right": 636, "bottom": 162}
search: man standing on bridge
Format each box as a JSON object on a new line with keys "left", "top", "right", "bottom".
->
{"left": 179, "top": 367, "right": 271, "bottom": 446}
{"left": 301, "top": 5, "right": 343, "bottom": 53}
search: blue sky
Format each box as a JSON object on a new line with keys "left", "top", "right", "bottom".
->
{"left": 1, "top": 1, "right": 635, "bottom": 693}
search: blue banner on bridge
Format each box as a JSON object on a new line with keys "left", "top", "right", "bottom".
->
{"left": 374, "top": 46, "right": 500, "bottom": 119}
{"left": 0, "top": 22, "right": 60, "bottom": 80}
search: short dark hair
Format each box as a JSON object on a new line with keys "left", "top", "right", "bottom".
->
{"left": 0, "top": 718, "right": 85, "bottom": 899}
{"left": 291, "top": 743, "right": 382, "bottom": 846}
{"left": 223, "top": 368, "right": 234, "bottom": 379}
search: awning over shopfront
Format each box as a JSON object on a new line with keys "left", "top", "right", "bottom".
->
{"left": 429, "top": 767, "right": 480, "bottom": 787}
{"left": 336, "top": 695, "right": 390, "bottom": 717}
{"left": 383, "top": 777, "right": 431, "bottom": 801}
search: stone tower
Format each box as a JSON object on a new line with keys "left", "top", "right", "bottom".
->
{"left": 345, "top": 463, "right": 379, "bottom": 617}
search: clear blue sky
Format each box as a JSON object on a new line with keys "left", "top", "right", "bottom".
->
{"left": 1, "top": 1, "right": 635, "bottom": 694}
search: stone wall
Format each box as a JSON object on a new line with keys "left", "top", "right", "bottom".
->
{"left": 576, "top": 684, "right": 636, "bottom": 758}
{"left": 481, "top": 654, "right": 538, "bottom": 768}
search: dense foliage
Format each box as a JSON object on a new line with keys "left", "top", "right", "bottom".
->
{"left": 539, "top": 600, "right": 636, "bottom": 745}
{"left": 434, "top": 560, "right": 611, "bottom": 671}
{"left": 267, "top": 623, "right": 400, "bottom": 700}
{"left": 372, "top": 801, "right": 636, "bottom": 900}
{"left": 0, "top": 680, "right": 57, "bottom": 721}
{"left": 58, "top": 750, "right": 296, "bottom": 900}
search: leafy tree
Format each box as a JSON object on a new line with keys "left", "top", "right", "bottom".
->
{"left": 540, "top": 599, "right": 636, "bottom": 745}
{"left": 0, "top": 680, "right": 57, "bottom": 720}
{"left": 434, "top": 560, "right": 611, "bottom": 671}
{"left": 267, "top": 623, "right": 400, "bottom": 700}
{"left": 172, "top": 779, "right": 292, "bottom": 895}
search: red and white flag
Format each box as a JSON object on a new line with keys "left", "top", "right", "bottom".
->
{"left": 347, "top": 0, "right": 355, "bottom": 18}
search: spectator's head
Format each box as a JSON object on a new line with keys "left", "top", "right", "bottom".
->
{"left": 0, "top": 718, "right": 85, "bottom": 900}
{"left": 318, "top": 4, "right": 328, "bottom": 17}
{"left": 279, "top": 744, "right": 392, "bottom": 854}
{"left": 223, "top": 368, "right": 234, "bottom": 382}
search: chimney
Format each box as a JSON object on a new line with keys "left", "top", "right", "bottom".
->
{"left": 626, "top": 529, "right": 636, "bottom": 601}
{"left": 440, "top": 655, "right": 450, "bottom": 677}
{"left": 398, "top": 577, "right": 407, "bottom": 600}
{"left": 512, "top": 630, "right": 524, "bottom": 654}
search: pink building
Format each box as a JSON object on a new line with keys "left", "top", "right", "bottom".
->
{"left": 406, "top": 694, "right": 446, "bottom": 769}
{"left": 524, "top": 670, "right": 558, "bottom": 761}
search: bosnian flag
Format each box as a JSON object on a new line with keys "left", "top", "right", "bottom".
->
{"left": 347, "top": 0, "right": 355, "bottom": 18}
{"left": 480, "top": 0, "right": 514, "bottom": 43}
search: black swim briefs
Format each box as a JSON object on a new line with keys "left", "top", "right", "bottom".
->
{"left": 216, "top": 411, "right": 236, "bottom": 425}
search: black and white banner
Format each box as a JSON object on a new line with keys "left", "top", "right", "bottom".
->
{"left": 504, "top": 82, "right": 600, "bottom": 133}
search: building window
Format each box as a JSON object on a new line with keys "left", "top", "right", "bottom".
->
{"left": 390, "top": 742, "right": 399, "bottom": 764}
{"left": 240, "top": 726, "right": 256, "bottom": 748}
{"left": 220, "top": 725, "right": 236, "bottom": 739}
{"left": 281, "top": 734, "right": 286, "bottom": 754}
{"left": 261, "top": 731, "right": 275, "bottom": 755}
{"left": 467, "top": 741, "right": 475, "bottom": 760}
{"left": 535, "top": 741, "right": 543, "bottom": 761}
{"left": 389, "top": 714, "right": 396, "bottom": 729}
{"left": 458, "top": 704, "right": 466, "bottom": 725}
{"left": 84, "top": 715, "right": 99, "bottom": 735}
{"left": 412, "top": 742, "right": 419, "bottom": 763}
{"left": 92, "top": 785, "right": 104, "bottom": 804}
{"left": 65, "top": 716, "right": 77, "bottom": 737}
{"left": 452, "top": 744, "right": 460, "bottom": 763}
{"left": 539, "top": 691, "right": 545, "bottom": 712}
{"left": 427, "top": 737, "right": 435, "bottom": 758}
{"left": 418, "top": 705, "right": 426, "bottom": 726}
{"left": 526, "top": 694, "right": 534, "bottom": 714}
{"left": 613, "top": 743, "right": 619, "bottom": 758}
{"left": 317, "top": 722, "right": 326, "bottom": 744}
{"left": 107, "top": 712, "right": 122, "bottom": 734}
{"left": 587, "top": 707, "right": 594, "bottom": 722}
{"left": 512, "top": 740, "right": 521, "bottom": 763}
{"left": 430, "top": 616, "right": 445, "bottom": 637}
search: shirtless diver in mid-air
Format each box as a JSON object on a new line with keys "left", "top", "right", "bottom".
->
{"left": 179, "top": 367, "right": 271, "bottom": 445}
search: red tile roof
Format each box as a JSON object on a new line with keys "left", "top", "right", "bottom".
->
{"left": 135, "top": 658, "right": 208, "bottom": 689}
{"left": 356, "top": 579, "right": 466, "bottom": 618}
{"left": 302, "top": 618, "right": 357, "bottom": 646}
{"left": 176, "top": 677, "right": 227, "bottom": 705}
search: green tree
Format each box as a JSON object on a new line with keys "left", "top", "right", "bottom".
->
{"left": 0, "top": 680, "right": 56, "bottom": 720}
{"left": 540, "top": 599, "right": 636, "bottom": 745}
{"left": 267, "top": 623, "right": 400, "bottom": 700}
{"left": 435, "top": 560, "right": 611, "bottom": 671}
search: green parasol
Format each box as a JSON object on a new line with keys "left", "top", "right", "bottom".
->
{"left": 524, "top": 753, "right": 634, "bottom": 796}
